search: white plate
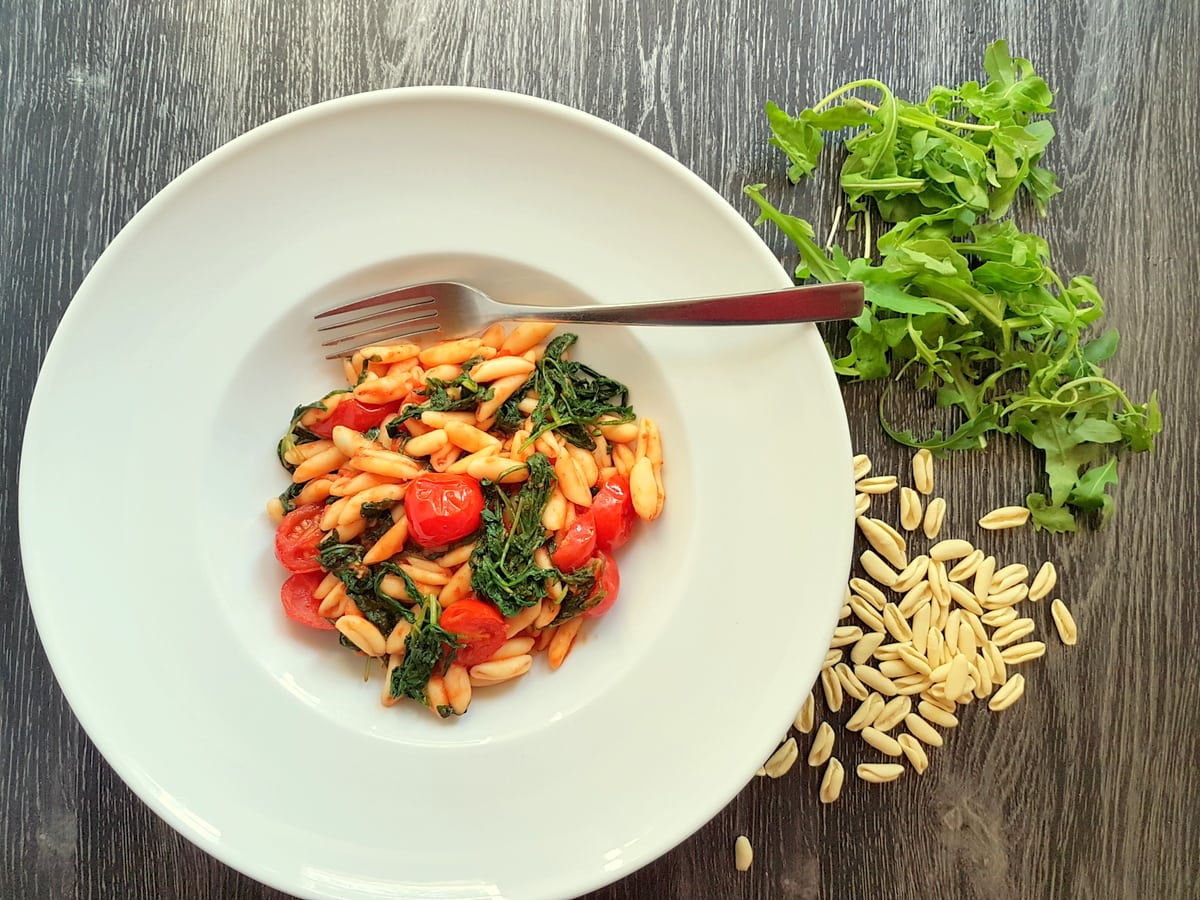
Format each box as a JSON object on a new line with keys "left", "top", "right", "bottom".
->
{"left": 20, "top": 87, "right": 852, "bottom": 899}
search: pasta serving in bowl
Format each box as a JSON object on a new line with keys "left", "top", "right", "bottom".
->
{"left": 268, "top": 325, "right": 665, "bottom": 717}
{"left": 20, "top": 87, "right": 852, "bottom": 899}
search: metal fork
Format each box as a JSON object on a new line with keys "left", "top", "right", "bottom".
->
{"left": 313, "top": 280, "right": 864, "bottom": 357}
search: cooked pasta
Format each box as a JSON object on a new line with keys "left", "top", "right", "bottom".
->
{"left": 268, "top": 326, "right": 665, "bottom": 716}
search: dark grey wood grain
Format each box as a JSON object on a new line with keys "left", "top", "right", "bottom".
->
{"left": 3, "top": 0, "right": 1198, "bottom": 897}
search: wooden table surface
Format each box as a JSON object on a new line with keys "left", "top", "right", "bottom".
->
{"left": 4, "top": 1, "right": 1198, "bottom": 897}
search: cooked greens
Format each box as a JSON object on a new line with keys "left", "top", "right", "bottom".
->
{"left": 318, "top": 533, "right": 462, "bottom": 708}
{"left": 523, "top": 333, "right": 634, "bottom": 449}
{"left": 469, "top": 453, "right": 561, "bottom": 616}
{"left": 273, "top": 330, "right": 641, "bottom": 714}
{"left": 275, "top": 482, "right": 305, "bottom": 514}
{"left": 385, "top": 360, "right": 493, "bottom": 436}
{"left": 387, "top": 597, "right": 460, "bottom": 713}
{"left": 276, "top": 390, "right": 347, "bottom": 470}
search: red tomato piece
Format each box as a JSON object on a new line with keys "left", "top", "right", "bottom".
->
{"left": 584, "top": 552, "right": 620, "bottom": 618}
{"left": 440, "top": 598, "right": 507, "bottom": 667}
{"left": 591, "top": 474, "right": 637, "bottom": 551}
{"left": 404, "top": 473, "right": 485, "bottom": 549}
{"left": 551, "top": 510, "right": 597, "bottom": 573}
{"left": 280, "top": 572, "right": 335, "bottom": 630}
{"left": 307, "top": 398, "right": 403, "bottom": 439}
{"left": 274, "top": 503, "right": 326, "bottom": 574}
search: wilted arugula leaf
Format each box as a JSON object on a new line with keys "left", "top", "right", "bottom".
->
{"left": 277, "top": 390, "right": 348, "bottom": 471}
{"left": 388, "top": 599, "right": 460, "bottom": 707}
{"left": 524, "top": 333, "right": 633, "bottom": 449}
{"left": 386, "top": 362, "right": 493, "bottom": 435}
{"left": 276, "top": 482, "right": 304, "bottom": 514}
{"left": 469, "top": 453, "right": 560, "bottom": 616}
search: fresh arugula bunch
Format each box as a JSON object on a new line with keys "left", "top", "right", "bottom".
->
{"left": 745, "top": 40, "right": 1160, "bottom": 532}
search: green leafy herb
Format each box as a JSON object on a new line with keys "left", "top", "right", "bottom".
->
{"left": 492, "top": 393, "right": 527, "bottom": 434}
{"left": 373, "top": 560, "right": 425, "bottom": 607}
{"left": 746, "top": 40, "right": 1160, "bottom": 531}
{"left": 359, "top": 500, "right": 397, "bottom": 519}
{"left": 386, "top": 359, "right": 493, "bottom": 436}
{"left": 314, "top": 536, "right": 409, "bottom": 636}
{"left": 388, "top": 597, "right": 460, "bottom": 708}
{"left": 549, "top": 560, "right": 605, "bottom": 624}
{"left": 276, "top": 482, "right": 304, "bottom": 514}
{"left": 354, "top": 357, "right": 372, "bottom": 386}
{"left": 315, "top": 534, "right": 458, "bottom": 704}
{"left": 525, "top": 333, "right": 634, "bottom": 450}
{"left": 317, "top": 535, "right": 374, "bottom": 596}
{"left": 276, "top": 390, "right": 349, "bottom": 471}
{"left": 470, "top": 453, "right": 567, "bottom": 616}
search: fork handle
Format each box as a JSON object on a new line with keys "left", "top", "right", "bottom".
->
{"left": 501, "top": 282, "right": 864, "bottom": 326}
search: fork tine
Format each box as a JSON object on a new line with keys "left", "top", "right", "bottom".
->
{"left": 315, "top": 297, "right": 436, "bottom": 333}
{"left": 322, "top": 325, "right": 442, "bottom": 359}
{"left": 320, "top": 311, "right": 440, "bottom": 348}
{"left": 320, "top": 314, "right": 443, "bottom": 357}
{"left": 313, "top": 284, "right": 442, "bottom": 320}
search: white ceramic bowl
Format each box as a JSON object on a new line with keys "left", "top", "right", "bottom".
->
{"left": 20, "top": 87, "right": 853, "bottom": 899}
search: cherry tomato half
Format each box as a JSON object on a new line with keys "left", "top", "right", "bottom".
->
{"left": 591, "top": 474, "right": 636, "bottom": 551}
{"left": 404, "top": 473, "right": 485, "bottom": 549}
{"left": 584, "top": 552, "right": 620, "bottom": 618}
{"left": 440, "top": 598, "right": 507, "bottom": 667}
{"left": 274, "top": 503, "right": 326, "bottom": 574}
{"left": 307, "top": 398, "right": 403, "bottom": 439}
{"left": 551, "top": 509, "right": 597, "bottom": 573}
{"left": 280, "top": 571, "right": 335, "bottom": 630}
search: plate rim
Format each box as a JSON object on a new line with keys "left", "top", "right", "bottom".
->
{"left": 19, "top": 85, "right": 853, "bottom": 898}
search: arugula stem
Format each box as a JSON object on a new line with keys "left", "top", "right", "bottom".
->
{"left": 1051, "top": 376, "right": 1133, "bottom": 407}
{"left": 844, "top": 176, "right": 927, "bottom": 191}
{"left": 1004, "top": 316, "right": 1048, "bottom": 329}
{"left": 999, "top": 376, "right": 1130, "bottom": 416}
{"left": 946, "top": 359, "right": 981, "bottom": 419}
{"left": 904, "top": 320, "right": 942, "bottom": 372}
{"left": 824, "top": 204, "right": 843, "bottom": 253}
{"left": 812, "top": 79, "right": 890, "bottom": 111}
{"left": 924, "top": 298, "right": 971, "bottom": 325}
{"left": 916, "top": 278, "right": 1009, "bottom": 340}
{"left": 850, "top": 96, "right": 999, "bottom": 133}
